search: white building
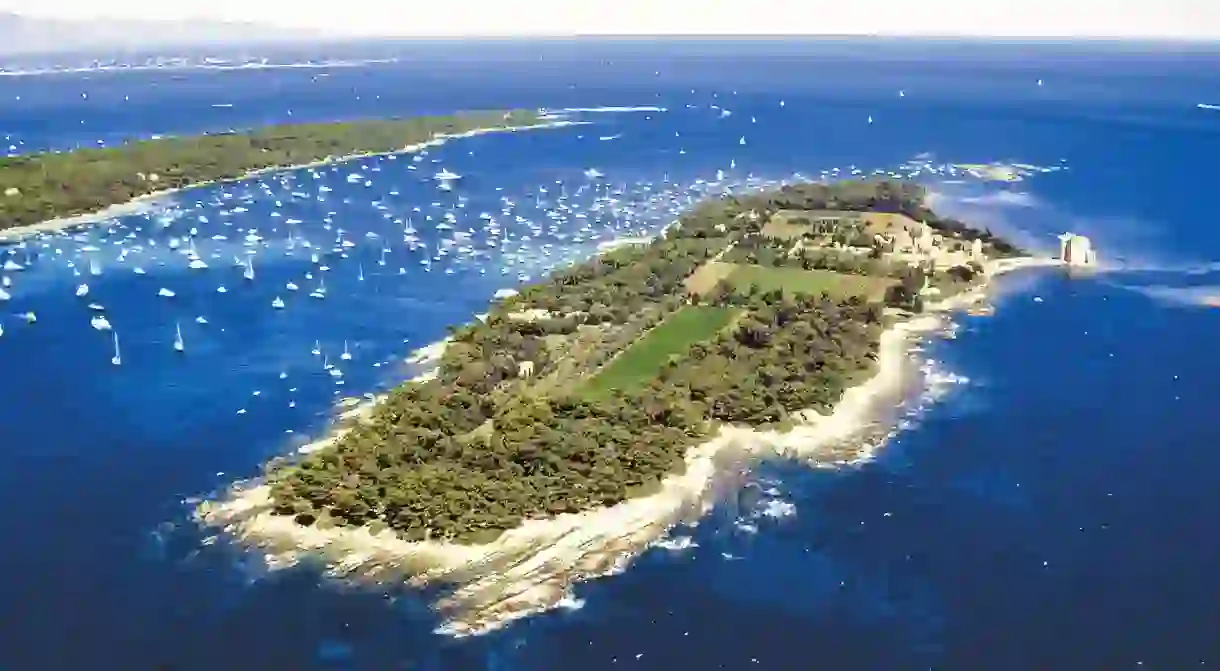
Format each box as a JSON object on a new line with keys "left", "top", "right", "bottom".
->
{"left": 1058, "top": 232, "right": 1097, "bottom": 266}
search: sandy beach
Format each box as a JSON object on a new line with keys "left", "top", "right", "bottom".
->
{"left": 0, "top": 120, "right": 588, "bottom": 242}
{"left": 196, "top": 254, "right": 1060, "bottom": 637}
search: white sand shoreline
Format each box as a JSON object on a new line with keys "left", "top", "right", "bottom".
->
{"left": 197, "top": 255, "right": 1059, "bottom": 636}
{"left": 0, "top": 119, "right": 588, "bottom": 242}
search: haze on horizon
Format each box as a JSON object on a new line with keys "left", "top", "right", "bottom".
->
{"left": 2, "top": 0, "right": 1219, "bottom": 40}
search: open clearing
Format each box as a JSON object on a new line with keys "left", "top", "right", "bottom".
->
{"left": 724, "top": 264, "right": 895, "bottom": 301}
{"left": 583, "top": 306, "right": 739, "bottom": 395}
{"left": 683, "top": 260, "right": 736, "bottom": 295}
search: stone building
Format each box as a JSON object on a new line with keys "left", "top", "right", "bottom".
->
{"left": 1058, "top": 232, "right": 1097, "bottom": 266}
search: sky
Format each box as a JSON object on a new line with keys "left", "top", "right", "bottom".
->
{"left": 2, "top": 0, "right": 1219, "bottom": 39}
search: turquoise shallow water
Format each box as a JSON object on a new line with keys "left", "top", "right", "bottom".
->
{"left": 1, "top": 40, "right": 1219, "bottom": 670}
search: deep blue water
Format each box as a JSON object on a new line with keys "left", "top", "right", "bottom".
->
{"left": 1, "top": 39, "right": 1219, "bottom": 670}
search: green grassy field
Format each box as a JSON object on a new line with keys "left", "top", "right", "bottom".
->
{"left": 584, "top": 306, "right": 739, "bottom": 395}
{"left": 726, "top": 264, "right": 895, "bottom": 300}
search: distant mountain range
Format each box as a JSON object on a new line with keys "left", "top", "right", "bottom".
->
{"left": 0, "top": 12, "right": 323, "bottom": 55}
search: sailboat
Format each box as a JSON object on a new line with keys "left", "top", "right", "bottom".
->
{"left": 340, "top": 340, "right": 352, "bottom": 361}
{"left": 76, "top": 283, "right": 89, "bottom": 297}
{"left": 243, "top": 256, "right": 255, "bottom": 281}
{"left": 357, "top": 263, "right": 364, "bottom": 281}
{"left": 309, "top": 277, "right": 326, "bottom": 299}
{"left": 272, "top": 296, "right": 285, "bottom": 309}
{"left": 187, "top": 239, "right": 208, "bottom": 269}
{"left": 173, "top": 322, "right": 184, "bottom": 353}
{"left": 111, "top": 332, "right": 122, "bottom": 366}
{"left": 90, "top": 259, "right": 102, "bottom": 276}
{"left": 311, "top": 340, "right": 321, "bottom": 356}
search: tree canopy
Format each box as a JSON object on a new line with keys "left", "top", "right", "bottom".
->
{"left": 264, "top": 178, "right": 1018, "bottom": 543}
{"left": 0, "top": 109, "right": 540, "bottom": 231}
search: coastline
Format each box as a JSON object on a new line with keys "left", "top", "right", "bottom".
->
{"left": 0, "top": 120, "right": 587, "bottom": 242}
{"left": 197, "top": 254, "right": 1059, "bottom": 637}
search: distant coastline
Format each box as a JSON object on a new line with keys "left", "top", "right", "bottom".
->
{"left": 198, "top": 178, "right": 1060, "bottom": 635}
{"left": 0, "top": 109, "right": 579, "bottom": 240}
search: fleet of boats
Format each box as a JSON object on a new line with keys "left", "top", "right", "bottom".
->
{"left": 0, "top": 98, "right": 1006, "bottom": 403}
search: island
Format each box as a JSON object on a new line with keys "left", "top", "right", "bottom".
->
{"left": 197, "top": 177, "right": 1050, "bottom": 634}
{"left": 0, "top": 109, "right": 545, "bottom": 234}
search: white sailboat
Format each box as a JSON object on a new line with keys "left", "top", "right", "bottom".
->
{"left": 272, "top": 296, "right": 285, "bottom": 309}
{"left": 340, "top": 340, "right": 352, "bottom": 361}
{"left": 173, "top": 322, "right": 184, "bottom": 352}
{"left": 357, "top": 263, "right": 364, "bottom": 281}
{"left": 243, "top": 256, "right": 255, "bottom": 281}
{"left": 311, "top": 340, "right": 321, "bottom": 356}
{"left": 90, "top": 258, "right": 102, "bottom": 276}
{"left": 111, "top": 332, "right": 121, "bottom": 366}
{"left": 309, "top": 277, "right": 326, "bottom": 299}
{"left": 187, "top": 239, "right": 208, "bottom": 269}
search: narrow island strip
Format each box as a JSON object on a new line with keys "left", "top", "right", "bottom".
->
{"left": 198, "top": 178, "right": 1059, "bottom": 636}
{"left": 0, "top": 109, "right": 571, "bottom": 238}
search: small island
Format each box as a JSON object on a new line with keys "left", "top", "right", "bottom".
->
{"left": 0, "top": 109, "right": 544, "bottom": 233}
{"left": 221, "top": 179, "right": 1023, "bottom": 543}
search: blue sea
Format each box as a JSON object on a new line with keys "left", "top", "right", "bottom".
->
{"left": 2, "top": 39, "right": 1219, "bottom": 670}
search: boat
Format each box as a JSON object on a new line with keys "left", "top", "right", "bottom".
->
{"left": 111, "top": 332, "right": 121, "bottom": 366}
{"left": 311, "top": 340, "right": 321, "bottom": 356}
{"left": 340, "top": 340, "right": 352, "bottom": 361}
{"left": 90, "top": 315, "right": 111, "bottom": 331}
{"left": 89, "top": 259, "right": 101, "bottom": 276}
{"left": 286, "top": 282, "right": 298, "bottom": 291}
{"left": 173, "top": 322, "right": 184, "bottom": 352}
{"left": 357, "top": 264, "right": 364, "bottom": 281}
{"left": 272, "top": 296, "right": 285, "bottom": 309}
{"left": 158, "top": 287, "right": 175, "bottom": 298}
{"left": 243, "top": 257, "right": 255, "bottom": 281}
{"left": 0, "top": 287, "right": 9, "bottom": 301}
{"left": 76, "top": 284, "right": 89, "bottom": 297}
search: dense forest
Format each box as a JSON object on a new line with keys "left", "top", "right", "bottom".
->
{"left": 264, "top": 179, "right": 1018, "bottom": 543}
{"left": 0, "top": 109, "right": 540, "bottom": 231}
